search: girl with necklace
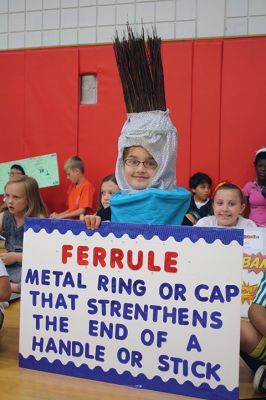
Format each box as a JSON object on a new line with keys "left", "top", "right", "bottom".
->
{"left": 243, "top": 147, "right": 266, "bottom": 227}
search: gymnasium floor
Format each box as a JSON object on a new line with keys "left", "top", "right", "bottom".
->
{"left": 0, "top": 301, "right": 264, "bottom": 400}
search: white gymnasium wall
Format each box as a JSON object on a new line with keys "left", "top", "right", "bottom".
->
{"left": 0, "top": 0, "right": 266, "bottom": 49}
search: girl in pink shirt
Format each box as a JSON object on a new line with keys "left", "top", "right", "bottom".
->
{"left": 243, "top": 147, "right": 266, "bottom": 227}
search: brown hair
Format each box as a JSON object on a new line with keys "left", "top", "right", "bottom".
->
{"left": 123, "top": 147, "right": 132, "bottom": 161}
{"left": 213, "top": 182, "right": 244, "bottom": 204}
{"left": 64, "top": 156, "right": 84, "bottom": 173}
{"left": 5, "top": 175, "right": 48, "bottom": 218}
{"left": 122, "top": 146, "right": 147, "bottom": 161}
{"left": 97, "top": 174, "right": 118, "bottom": 211}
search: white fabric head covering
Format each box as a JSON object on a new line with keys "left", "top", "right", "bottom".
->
{"left": 256, "top": 147, "right": 266, "bottom": 155}
{"left": 115, "top": 109, "right": 177, "bottom": 194}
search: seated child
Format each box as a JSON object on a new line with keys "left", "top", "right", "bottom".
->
{"left": 0, "top": 176, "right": 48, "bottom": 297}
{"left": 243, "top": 147, "right": 266, "bottom": 227}
{"left": 183, "top": 172, "right": 213, "bottom": 225}
{"left": 50, "top": 156, "right": 95, "bottom": 220}
{"left": 195, "top": 182, "right": 257, "bottom": 228}
{"left": 0, "top": 259, "right": 11, "bottom": 328}
{"left": 0, "top": 164, "right": 25, "bottom": 212}
{"left": 96, "top": 174, "right": 119, "bottom": 221}
{"left": 240, "top": 271, "right": 266, "bottom": 394}
{"left": 9, "top": 164, "right": 25, "bottom": 178}
{"left": 83, "top": 27, "right": 190, "bottom": 229}
{"left": 195, "top": 182, "right": 263, "bottom": 392}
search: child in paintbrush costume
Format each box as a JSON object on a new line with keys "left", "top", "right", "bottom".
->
{"left": 83, "top": 27, "right": 190, "bottom": 229}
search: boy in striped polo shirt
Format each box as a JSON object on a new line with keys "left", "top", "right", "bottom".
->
{"left": 240, "top": 271, "right": 266, "bottom": 394}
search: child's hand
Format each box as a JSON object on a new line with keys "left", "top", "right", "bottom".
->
{"left": 50, "top": 212, "right": 60, "bottom": 219}
{"left": 0, "top": 251, "right": 20, "bottom": 266}
{"left": 185, "top": 213, "right": 197, "bottom": 225}
{"left": 80, "top": 214, "right": 102, "bottom": 230}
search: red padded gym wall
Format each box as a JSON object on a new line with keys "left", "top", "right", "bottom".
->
{"left": 220, "top": 37, "right": 266, "bottom": 187}
{"left": 24, "top": 47, "right": 79, "bottom": 212}
{"left": 0, "top": 51, "right": 25, "bottom": 205}
{"left": 1, "top": 36, "right": 265, "bottom": 213}
{"left": 78, "top": 44, "right": 125, "bottom": 206}
{"left": 163, "top": 41, "right": 193, "bottom": 188}
{"left": 0, "top": 52, "right": 25, "bottom": 162}
{"left": 190, "top": 40, "right": 223, "bottom": 189}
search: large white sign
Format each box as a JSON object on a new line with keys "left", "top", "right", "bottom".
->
{"left": 19, "top": 219, "right": 244, "bottom": 400}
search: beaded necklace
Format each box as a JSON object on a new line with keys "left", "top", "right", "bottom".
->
{"left": 252, "top": 179, "right": 266, "bottom": 198}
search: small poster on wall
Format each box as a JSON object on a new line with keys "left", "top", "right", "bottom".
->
{"left": 19, "top": 219, "right": 243, "bottom": 400}
{"left": 0, "top": 153, "right": 59, "bottom": 194}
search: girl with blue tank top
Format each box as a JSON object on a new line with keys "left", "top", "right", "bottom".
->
{"left": 0, "top": 175, "right": 48, "bottom": 298}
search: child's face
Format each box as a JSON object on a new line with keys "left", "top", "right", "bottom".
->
{"left": 213, "top": 189, "right": 245, "bottom": 227}
{"left": 101, "top": 181, "right": 119, "bottom": 208}
{"left": 255, "top": 159, "right": 266, "bottom": 181}
{"left": 5, "top": 182, "right": 27, "bottom": 216}
{"left": 192, "top": 183, "right": 211, "bottom": 202}
{"left": 9, "top": 168, "right": 23, "bottom": 178}
{"left": 123, "top": 146, "right": 157, "bottom": 190}
{"left": 65, "top": 168, "right": 79, "bottom": 184}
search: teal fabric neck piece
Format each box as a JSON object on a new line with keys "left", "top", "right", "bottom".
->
{"left": 110, "top": 187, "right": 190, "bottom": 225}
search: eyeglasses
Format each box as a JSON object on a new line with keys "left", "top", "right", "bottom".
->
{"left": 124, "top": 159, "right": 158, "bottom": 170}
{"left": 9, "top": 171, "right": 23, "bottom": 176}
